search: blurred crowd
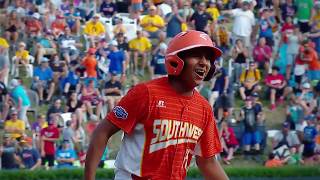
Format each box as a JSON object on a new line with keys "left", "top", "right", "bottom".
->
{"left": 0, "top": 0, "right": 320, "bottom": 170}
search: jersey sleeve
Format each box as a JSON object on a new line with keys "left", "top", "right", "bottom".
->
{"left": 106, "top": 83, "right": 149, "bottom": 134}
{"left": 194, "top": 109, "right": 222, "bottom": 158}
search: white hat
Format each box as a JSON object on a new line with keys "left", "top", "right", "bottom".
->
{"left": 32, "top": 13, "right": 40, "bottom": 19}
{"left": 41, "top": 57, "right": 49, "bottom": 63}
{"left": 303, "top": 82, "right": 311, "bottom": 89}
{"left": 159, "top": 42, "right": 167, "bottom": 50}
{"left": 109, "top": 40, "right": 118, "bottom": 46}
{"left": 9, "top": 79, "right": 20, "bottom": 89}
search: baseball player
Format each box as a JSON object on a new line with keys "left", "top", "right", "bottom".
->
{"left": 85, "top": 30, "right": 228, "bottom": 180}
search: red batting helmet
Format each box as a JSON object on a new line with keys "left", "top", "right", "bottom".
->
{"left": 165, "top": 30, "right": 222, "bottom": 80}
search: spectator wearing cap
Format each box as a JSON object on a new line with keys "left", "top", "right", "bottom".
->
{"left": 16, "top": 136, "right": 41, "bottom": 170}
{"left": 296, "top": 82, "right": 317, "bottom": 115}
{"left": 150, "top": 42, "right": 167, "bottom": 79}
{"left": 272, "top": 121, "right": 301, "bottom": 159}
{"left": 302, "top": 115, "right": 318, "bottom": 161}
{"left": 239, "top": 96, "right": 262, "bottom": 161}
{"left": 189, "top": 2, "right": 213, "bottom": 34}
{"left": 230, "top": 39, "right": 249, "bottom": 85}
{"left": 4, "top": 108, "right": 26, "bottom": 140}
{"left": 0, "top": 81, "right": 10, "bottom": 122}
{"left": 35, "top": 30, "right": 57, "bottom": 65}
{"left": 25, "top": 12, "right": 42, "bottom": 37}
{"left": 113, "top": 18, "right": 127, "bottom": 35}
{"left": 58, "top": 26, "right": 82, "bottom": 64}
{"left": 0, "top": 134, "right": 18, "bottom": 169}
{"left": 55, "top": 139, "right": 77, "bottom": 169}
{"left": 239, "top": 61, "right": 262, "bottom": 101}
{"left": 165, "top": 3, "right": 184, "bottom": 38}
{"left": 128, "top": 30, "right": 152, "bottom": 75}
{"left": 265, "top": 66, "right": 292, "bottom": 111}
{"left": 9, "top": 79, "right": 31, "bottom": 128}
{"left": 103, "top": 72, "right": 122, "bottom": 113}
{"left": 83, "top": 13, "right": 106, "bottom": 49}
{"left": 40, "top": 116, "right": 60, "bottom": 169}
{"left": 100, "top": 0, "right": 118, "bottom": 18}
{"left": 252, "top": 37, "right": 272, "bottom": 72}
{"left": 32, "top": 57, "right": 55, "bottom": 104}
{"left": 295, "top": 0, "right": 313, "bottom": 33}
{"left": 140, "top": 5, "right": 165, "bottom": 39}
{"left": 51, "top": 14, "right": 67, "bottom": 39}
{"left": 222, "top": 0, "right": 255, "bottom": 47}
{"left": 107, "top": 40, "right": 126, "bottom": 78}
{"left": 81, "top": 48, "right": 98, "bottom": 84}
{"left": 31, "top": 114, "right": 48, "bottom": 150}
{"left": 12, "top": 42, "right": 32, "bottom": 77}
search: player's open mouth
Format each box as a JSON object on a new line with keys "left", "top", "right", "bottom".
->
{"left": 195, "top": 69, "right": 205, "bottom": 77}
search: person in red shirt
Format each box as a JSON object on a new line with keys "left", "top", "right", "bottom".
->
{"left": 221, "top": 121, "right": 239, "bottom": 165}
{"left": 25, "top": 13, "right": 42, "bottom": 37}
{"left": 265, "top": 66, "right": 292, "bottom": 111}
{"left": 51, "top": 14, "right": 67, "bottom": 39}
{"left": 85, "top": 30, "right": 228, "bottom": 180}
{"left": 40, "top": 117, "right": 60, "bottom": 169}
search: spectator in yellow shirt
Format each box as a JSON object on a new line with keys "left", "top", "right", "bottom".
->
{"left": 13, "top": 42, "right": 32, "bottom": 77}
{"left": 83, "top": 14, "right": 106, "bottom": 48}
{"left": 140, "top": 5, "right": 165, "bottom": 38}
{"left": 206, "top": 1, "right": 220, "bottom": 22}
{"left": 239, "top": 62, "right": 262, "bottom": 100}
{"left": 128, "top": 31, "right": 152, "bottom": 75}
{"left": 4, "top": 109, "right": 26, "bottom": 140}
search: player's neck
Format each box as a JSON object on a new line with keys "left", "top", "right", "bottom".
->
{"left": 168, "top": 78, "right": 195, "bottom": 96}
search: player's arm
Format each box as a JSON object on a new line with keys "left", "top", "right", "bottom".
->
{"left": 85, "top": 119, "right": 120, "bottom": 180}
{"left": 196, "top": 155, "right": 229, "bottom": 180}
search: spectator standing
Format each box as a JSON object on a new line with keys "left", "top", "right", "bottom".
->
{"left": 285, "top": 26, "right": 301, "bottom": 81}
{"left": 82, "top": 48, "right": 98, "bottom": 84}
{"left": 9, "top": 79, "right": 30, "bottom": 128}
{"left": 62, "top": 120, "right": 75, "bottom": 150}
{"left": 222, "top": 0, "right": 255, "bottom": 48}
{"left": 190, "top": 2, "right": 213, "bottom": 33}
{"left": 107, "top": 40, "right": 126, "bottom": 77}
{"left": 302, "top": 116, "right": 318, "bottom": 160}
{"left": 295, "top": 0, "right": 313, "bottom": 33}
{"left": 240, "top": 97, "right": 262, "bottom": 162}
{"left": 165, "top": 3, "right": 184, "bottom": 39}
{"left": 40, "top": 117, "right": 60, "bottom": 169}
{"left": 31, "top": 114, "right": 48, "bottom": 151}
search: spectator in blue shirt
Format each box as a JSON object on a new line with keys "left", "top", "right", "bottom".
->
{"left": 107, "top": 40, "right": 126, "bottom": 77}
{"left": 56, "top": 140, "right": 77, "bottom": 169}
{"left": 150, "top": 42, "right": 167, "bottom": 79}
{"left": 302, "top": 115, "right": 318, "bottom": 159}
{"left": 60, "top": 63, "right": 81, "bottom": 96}
{"left": 17, "top": 137, "right": 41, "bottom": 170}
{"left": 32, "top": 57, "right": 55, "bottom": 104}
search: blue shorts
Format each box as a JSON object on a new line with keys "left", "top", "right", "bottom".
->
{"left": 131, "top": 3, "right": 143, "bottom": 12}
{"left": 242, "top": 131, "right": 261, "bottom": 145}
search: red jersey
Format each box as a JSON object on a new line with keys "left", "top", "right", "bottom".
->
{"left": 40, "top": 126, "right": 60, "bottom": 155}
{"left": 107, "top": 77, "right": 221, "bottom": 180}
{"left": 265, "top": 74, "right": 285, "bottom": 87}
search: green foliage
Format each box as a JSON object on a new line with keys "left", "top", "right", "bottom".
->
{"left": 0, "top": 166, "right": 319, "bottom": 180}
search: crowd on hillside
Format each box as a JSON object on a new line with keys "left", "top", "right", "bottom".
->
{"left": 0, "top": 0, "right": 320, "bottom": 170}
